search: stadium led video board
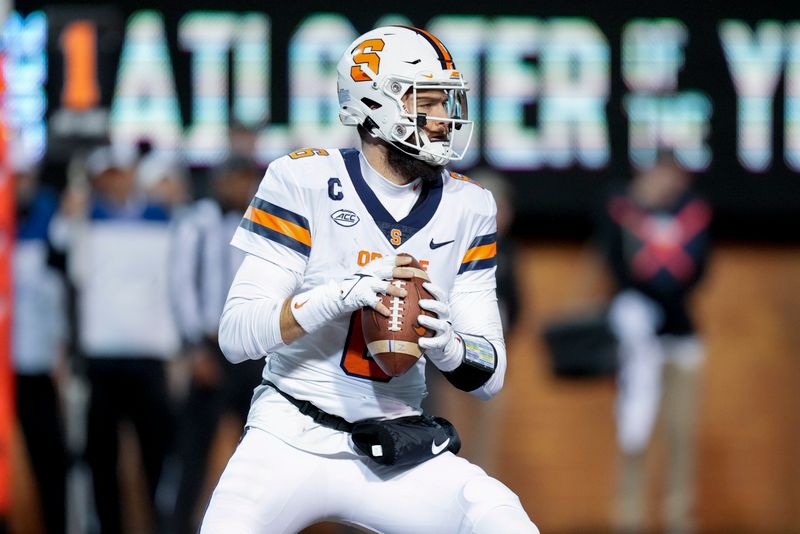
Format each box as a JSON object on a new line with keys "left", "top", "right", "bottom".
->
{"left": 3, "top": 1, "right": 799, "bottom": 239}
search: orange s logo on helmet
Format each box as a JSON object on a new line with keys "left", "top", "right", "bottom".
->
{"left": 350, "top": 38, "right": 385, "bottom": 82}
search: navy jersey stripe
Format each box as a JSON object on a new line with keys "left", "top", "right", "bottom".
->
{"left": 250, "top": 197, "right": 310, "bottom": 231}
{"left": 457, "top": 257, "right": 497, "bottom": 275}
{"left": 468, "top": 232, "right": 497, "bottom": 248}
{"left": 240, "top": 218, "right": 311, "bottom": 256}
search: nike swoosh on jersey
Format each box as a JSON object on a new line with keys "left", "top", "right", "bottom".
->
{"left": 429, "top": 239, "right": 455, "bottom": 249}
{"left": 293, "top": 299, "right": 309, "bottom": 309}
{"left": 431, "top": 437, "right": 450, "bottom": 455}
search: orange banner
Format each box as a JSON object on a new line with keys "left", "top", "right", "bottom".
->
{"left": 0, "top": 48, "right": 14, "bottom": 518}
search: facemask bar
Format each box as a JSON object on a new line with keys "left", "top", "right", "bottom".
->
{"left": 387, "top": 74, "right": 474, "bottom": 165}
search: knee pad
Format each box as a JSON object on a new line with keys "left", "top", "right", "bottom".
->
{"left": 459, "top": 477, "right": 539, "bottom": 534}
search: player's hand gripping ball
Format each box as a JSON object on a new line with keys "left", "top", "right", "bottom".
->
{"left": 361, "top": 254, "right": 436, "bottom": 376}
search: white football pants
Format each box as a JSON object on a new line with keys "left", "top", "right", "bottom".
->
{"left": 199, "top": 426, "right": 538, "bottom": 534}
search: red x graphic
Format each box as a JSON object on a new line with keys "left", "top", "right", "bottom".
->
{"left": 609, "top": 197, "right": 711, "bottom": 282}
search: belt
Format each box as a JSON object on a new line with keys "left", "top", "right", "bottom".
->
{"left": 262, "top": 379, "right": 354, "bottom": 433}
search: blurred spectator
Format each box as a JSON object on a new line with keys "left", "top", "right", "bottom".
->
{"left": 595, "top": 154, "right": 712, "bottom": 534}
{"left": 49, "top": 144, "right": 180, "bottom": 534}
{"left": 12, "top": 157, "right": 68, "bottom": 534}
{"left": 136, "top": 150, "right": 191, "bottom": 213}
{"left": 168, "top": 155, "right": 262, "bottom": 534}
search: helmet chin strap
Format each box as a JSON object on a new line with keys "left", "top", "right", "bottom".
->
{"left": 388, "top": 126, "right": 449, "bottom": 166}
{"left": 413, "top": 129, "right": 449, "bottom": 166}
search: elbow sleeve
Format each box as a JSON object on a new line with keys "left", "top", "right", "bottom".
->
{"left": 217, "top": 254, "right": 300, "bottom": 363}
{"left": 218, "top": 295, "right": 284, "bottom": 363}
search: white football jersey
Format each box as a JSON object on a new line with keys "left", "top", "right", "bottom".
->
{"left": 231, "top": 148, "right": 498, "bottom": 424}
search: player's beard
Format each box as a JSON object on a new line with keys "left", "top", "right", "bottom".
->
{"left": 386, "top": 145, "right": 444, "bottom": 183}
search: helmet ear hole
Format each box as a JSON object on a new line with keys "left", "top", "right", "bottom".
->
{"left": 361, "top": 98, "right": 383, "bottom": 110}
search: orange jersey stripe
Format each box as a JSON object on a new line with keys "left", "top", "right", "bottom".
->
{"left": 462, "top": 242, "right": 497, "bottom": 264}
{"left": 246, "top": 206, "right": 312, "bottom": 247}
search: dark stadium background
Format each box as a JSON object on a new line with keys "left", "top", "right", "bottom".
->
{"left": 12, "top": 0, "right": 800, "bottom": 242}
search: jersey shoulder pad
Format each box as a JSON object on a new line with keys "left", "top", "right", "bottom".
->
{"left": 271, "top": 148, "right": 340, "bottom": 187}
{"left": 445, "top": 170, "right": 485, "bottom": 189}
{"left": 284, "top": 147, "right": 336, "bottom": 161}
{"left": 445, "top": 171, "right": 496, "bottom": 220}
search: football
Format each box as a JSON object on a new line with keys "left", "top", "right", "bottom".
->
{"left": 361, "top": 254, "right": 436, "bottom": 376}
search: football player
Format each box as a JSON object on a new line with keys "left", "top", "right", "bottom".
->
{"left": 200, "top": 26, "right": 539, "bottom": 533}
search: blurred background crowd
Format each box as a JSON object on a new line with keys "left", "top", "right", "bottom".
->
{"left": 2, "top": 1, "right": 800, "bottom": 534}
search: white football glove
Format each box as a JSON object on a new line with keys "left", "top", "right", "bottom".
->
{"left": 417, "top": 282, "right": 464, "bottom": 371}
{"left": 291, "top": 255, "right": 413, "bottom": 334}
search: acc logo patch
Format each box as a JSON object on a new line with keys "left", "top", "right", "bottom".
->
{"left": 331, "top": 209, "right": 360, "bottom": 227}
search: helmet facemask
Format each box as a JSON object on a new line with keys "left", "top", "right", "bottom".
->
{"left": 381, "top": 74, "right": 473, "bottom": 167}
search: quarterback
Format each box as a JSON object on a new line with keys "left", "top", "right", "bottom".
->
{"left": 200, "top": 26, "right": 539, "bottom": 533}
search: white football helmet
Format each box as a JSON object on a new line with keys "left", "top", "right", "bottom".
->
{"left": 337, "top": 26, "right": 473, "bottom": 166}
